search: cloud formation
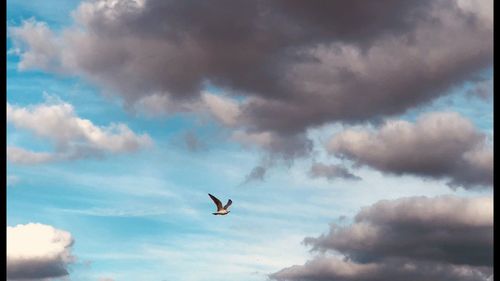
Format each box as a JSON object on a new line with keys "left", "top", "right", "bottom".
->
{"left": 181, "top": 131, "right": 206, "bottom": 152}
{"left": 8, "top": 0, "right": 493, "bottom": 160}
{"left": 242, "top": 165, "right": 267, "bottom": 184}
{"left": 232, "top": 130, "right": 313, "bottom": 163}
{"left": 271, "top": 195, "right": 493, "bottom": 281}
{"left": 306, "top": 196, "right": 493, "bottom": 266}
{"left": 328, "top": 112, "right": 493, "bottom": 189}
{"left": 7, "top": 223, "right": 75, "bottom": 280}
{"left": 271, "top": 257, "right": 492, "bottom": 281}
{"left": 467, "top": 78, "right": 493, "bottom": 100}
{"left": 7, "top": 147, "right": 54, "bottom": 165}
{"left": 309, "top": 162, "right": 361, "bottom": 181}
{"left": 7, "top": 98, "right": 152, "bottom": 164}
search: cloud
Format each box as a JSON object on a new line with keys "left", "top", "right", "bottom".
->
{"left": 181, "top": 131, "right": 205, "bottom": 152}
{"left": 231, "top": 131, "right": 274, "bottom": 149}
{"left": 327, "top": 112, "right": 492, "bottom": 189}
{"left": 232, "top": 130, "right": 313, "bottom": 162}
{"left": 7, "top": 223, "right": 75, "bottom": 280}
{"left": 271, "top": 257, "right": 492, "bottom": 281}
{"left": 7, "top": 98, "right": 153, "bottom": 164}
{"left": 8, "top": 0, "right": 493, "bottom": 159}
{"left": 467, "top": 78, "right": 493, "bottom": 100}
{"left": 270, "top": 195, "right": 493, "bottom": 281}
{"left": 242, "top": 165, "right": 267, "bottom": 184}
{"left": 7, "top": 147, "right": 54, "bottom": 165}
{"left": 306, "top": 196, "right": 493, "bottom": 265}
{"left": 201, "top": 92, "right": 241, "bottom": 127}
{"left": 309, "top": 162, "right": 361, "bottom": 181}
{"left": 232, "top": 130, "right": 314, "bottom": 181}
{"left": 133, "top": 94, "right": 195, "bottom": 117}
{"left": 133, "top": 91, "right": 242, "bottom": 127}
{"left": 7, "top": 20, "right": 60, "bottom": 72}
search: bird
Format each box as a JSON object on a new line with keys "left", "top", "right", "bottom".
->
{"left": 208, "top": 193, "right": 232, "bottom": 215}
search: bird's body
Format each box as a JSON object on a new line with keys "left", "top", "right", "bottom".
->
{"left": 208, "top": 194, "right": 232, "bottom": 215}
{"left": 212, "top": 210, "right": 230, "bottom": 215}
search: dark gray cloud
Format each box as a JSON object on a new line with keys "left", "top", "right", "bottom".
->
{"left": 268, "top": 0, "right": 433, "bottom": 46}
{"left": 309, "top": 162, "right": 361, "bottom": 181}
{"left": 62, "top": 0, "right": 436, "bottom": 101}
{"left": 270, "top": 195, "right": 493, "bottom": 281}
{"left": 271, "top": 257, "right": 492, "bottom": 281}
{"left": 8, "top": 258, "right": 71, "bottom": 280}
{"left": 328, "top": 112, "right": 493, "bottom": 189}
{"left": 306, "top": 196, "right": 493, "bottom": 266}
{"left": 9, "top": 0, "right": 493, "bottom": 147}
{"left": 232, "top": 130, "right": 314, "bottom": 165}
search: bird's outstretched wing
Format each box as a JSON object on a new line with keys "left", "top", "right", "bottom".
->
{"left": 208, "top": 194, "right": 223, "bottom": 211}
{"left": 223, "top": 199, "right": 232, "bottom": 210}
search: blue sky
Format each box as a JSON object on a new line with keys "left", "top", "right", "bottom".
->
{"left": 6, "top": 1, "right": 493, "bottom": 281}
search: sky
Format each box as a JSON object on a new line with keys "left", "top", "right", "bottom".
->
{"left": 6, "top": 1, "right": 493, "bottom": 281}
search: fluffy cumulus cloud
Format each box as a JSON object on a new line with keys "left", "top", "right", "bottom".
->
{"left": 328, "top": 112, "right": 493, "bottom": 189}
{"left": 7, "top": 223, "right": 76, "bottom": 280}
{"left": 8, "top": 0, "right": 493, "bottom": 160}
{"left": 7, "top": 98, "right": 152, "bottom": 164}
{"left": 270, "top": 195, "right": 493, "bottom": 281}
{"left": 8, "top": 20, "right": 60, "bottom": 72}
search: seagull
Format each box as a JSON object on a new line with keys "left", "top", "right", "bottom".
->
{"left": 208, "top": 193, "right": 232, "bottom": 215}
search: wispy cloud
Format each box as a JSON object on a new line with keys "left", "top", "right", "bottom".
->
{"left": 309, "top": 162, "right": 361, "bottom": 181}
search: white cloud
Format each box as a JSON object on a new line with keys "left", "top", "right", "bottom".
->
{"left": 7, "top": 146, "right": 55, "bottom": 165}
{"left": 7, "top": 97, "right": 153, "bottom": 164}
{"left": 8, "top": 20, "right": 60, "bottom": 72}
{"left": 7, "top": 223, "right": 75, "bottom": 280}
{"left": 201, "top": 92, "right": 241, "bottom": 126}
